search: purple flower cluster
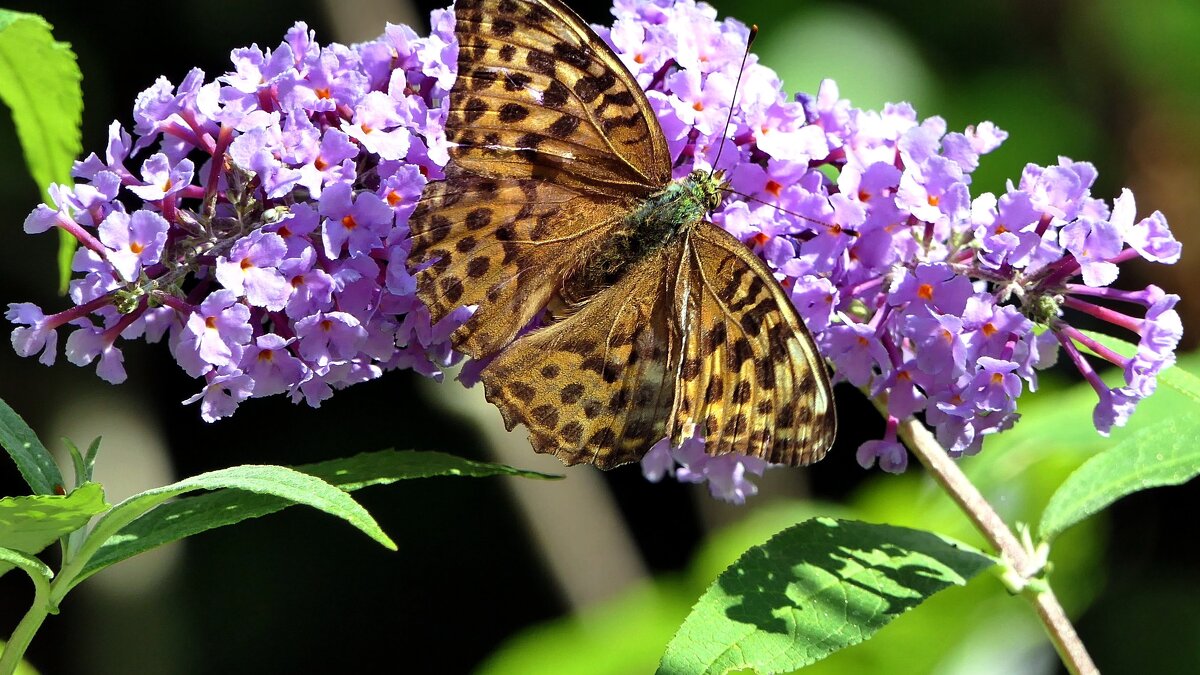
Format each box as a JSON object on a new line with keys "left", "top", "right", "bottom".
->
{"left": 8, "top": 15, "right": 470, "bottom": 421}
{"left": 8, "top": 1, "right": 1183, "bottom": 503}
{"left": 606, "top": 0, "right": 1181, "bottom": 491}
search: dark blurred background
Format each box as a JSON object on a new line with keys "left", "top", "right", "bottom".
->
{"left": 0, "top": 1, "right": 1196, "bottom": 673}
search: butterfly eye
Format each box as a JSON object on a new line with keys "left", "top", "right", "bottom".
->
{"left": 706, "top": 190, "right": 720, "bottom": 211}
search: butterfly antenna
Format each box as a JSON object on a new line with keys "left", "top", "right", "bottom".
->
{"left": 720, "top": 187, "right": 850, "bottom": 234}
{"left": 708, "top": 24, "right": 758, "bottom": 179}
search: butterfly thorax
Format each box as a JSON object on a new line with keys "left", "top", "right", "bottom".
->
{"left": 560, "top": 170, "right": 725, "bottom": 304}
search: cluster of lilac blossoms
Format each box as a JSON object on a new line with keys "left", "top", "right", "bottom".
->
{"left": 601, "top": 0, "right": 1180, "bottom": 499}
{"left": 9, "top": 14, "right": 468, "bottom": 418}
{"left": 8, "top": 1, "right": 1183, "bottom": 503}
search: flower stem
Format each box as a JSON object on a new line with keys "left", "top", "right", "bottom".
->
{"left": 0, "top": 577, "right": 52, "bottom": 675}
{"left": 876, "top": 398, "right": 1099, "bottom": 675}
{"left": 1029, "top": 585, "right": 1097, "bottom": 675}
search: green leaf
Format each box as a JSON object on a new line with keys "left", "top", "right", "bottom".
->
{"left": 1159, "top": 366, "right": 1200, "bottom": 406}
{"left": 0, "top": 545, "right": 55, "bottom": 584}
{"left": 61, "top": 437, "right": 103, "bottom": 559}
{"left": 74, "top": 451, "right": 554, "bottom": 587}
{"left": 0, "top": 11, "right": 81, "bottom": 187}
{"left": 297, "top": 448, "right": 561, "bottom": 490}
{"left": 658, "top": 518, "right": 995, "bottom": 675}
{"left": 0, "top": 398, "right": 65, "bottom": 495}
{"left": 0, "top": 10, "right": 83, "bottom": 290}
{"left": 62, "top": 436, "right": 101, "bottom": 487}
{"left": 65, "top": 465, "right": 394, "bottom": 586}
{"left": 0, "top": 483, "right": 107, "bottom": 578}
{"left": 1038, "top": 416, "right": 1200, "bottom": 541}
{"left": 81, "top": 437, "right": 101, "bottom": 476}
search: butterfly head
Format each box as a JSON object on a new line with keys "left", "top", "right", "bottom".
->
{"left": 688, "top": 168, "right": 728, "bottom": 214}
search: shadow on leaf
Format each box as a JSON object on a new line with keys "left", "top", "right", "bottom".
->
{"left": 719, "top": 517, "right": 993, "bottom": 639}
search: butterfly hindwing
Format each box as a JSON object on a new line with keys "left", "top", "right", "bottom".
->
{"left": 670, "top": 224, "right": 836, "bottom": 466}
{"left": 480, "top": 222, "right": 838, "bottom": 469}
{"left": 449, "top": 0, "right": 672, "bottom": 194}
{"left": 480, "top": 244, "right": 680, "bottom": 468}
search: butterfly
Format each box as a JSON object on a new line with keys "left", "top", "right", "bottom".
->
{"left": 407, "top": 0, "right": 836, "bottom": 469}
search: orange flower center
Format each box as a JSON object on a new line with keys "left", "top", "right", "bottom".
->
{"left": 342, "top": 215, "right": 358, "bottom": 230}
{"left": 917, "top": 284, "right": 934, "bottom": 300}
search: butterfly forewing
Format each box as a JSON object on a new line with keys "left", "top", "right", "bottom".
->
{"left": 671, "top": 224, "right": 836, "bottom": 465}
{"left": 449, "top": 0, "right": 671, "bottom": 193}
{"left": 480, "top": 245, "right": 680, "bottom": 468}
{"left": 410, "top": 170, "right": 620, "bottom": 358}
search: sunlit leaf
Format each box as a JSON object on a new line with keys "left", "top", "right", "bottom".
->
{"left": 0, "top": 10, "right": 82, "bottom": 289}
{"left": 63, "top": 464, "right": 393, "bottom": 593}
{"left": 658, "top": 518, "right": 994, "bottom": 674}
{"left": 75, "top": 450, "right": 557, "bottom": 585}
{"left": 1039, "top": 416, "right": 1200, "bottom": 541}
{"left": 0, "top": 483, "right": 107, "bottom": 578}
